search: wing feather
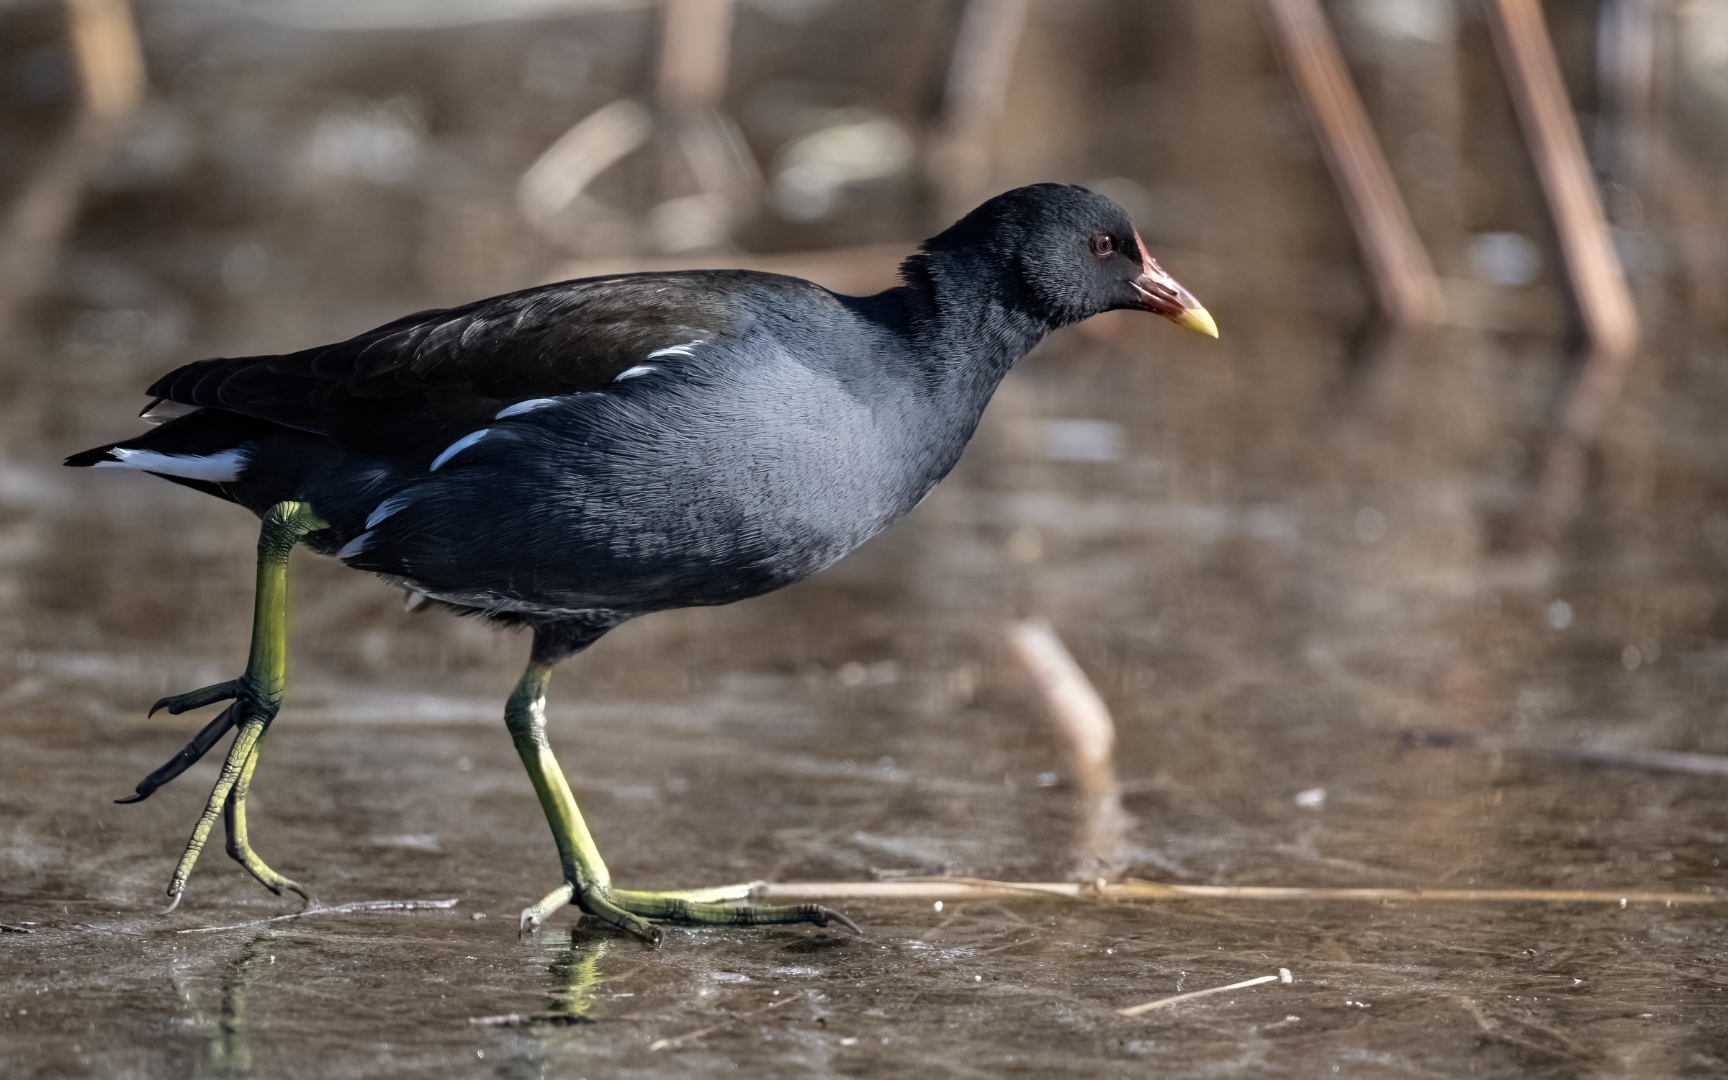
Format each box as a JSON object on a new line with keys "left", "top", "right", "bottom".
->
{"left": 141, "top": 271, "right": 780, "bottom": 459}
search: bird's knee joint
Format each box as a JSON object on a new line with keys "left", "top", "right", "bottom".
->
{"left": 503, "top": 721, "right": 547, "bottom": 750}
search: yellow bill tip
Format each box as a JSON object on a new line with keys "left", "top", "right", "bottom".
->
{"left": 1176, "top": 305, "right": 1219, "bottom": 339}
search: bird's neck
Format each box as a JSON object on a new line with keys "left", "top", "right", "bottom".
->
{"left": 866, "top": 254, "right": 1054, "bottom": 401}
{"left": 837, "top": 260, "right": 1056, "bottom": 506}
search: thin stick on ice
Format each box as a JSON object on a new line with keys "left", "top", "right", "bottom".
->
{"left": 1118, "top": 973, "right": 1283, "bottom": 1017}
{"left": 177, "top": 898, "right": 459, "bottom": 934}
{"left": 1529, "top": 746, "right": 1728, "bottom": 778}
{"left": 753, "top": 878, "right": 1723, "bottom": 906}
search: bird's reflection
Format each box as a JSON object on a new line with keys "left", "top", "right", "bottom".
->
{"left": 168, "top": 932, "right": 276, "bottom": 1078}
{"left": 489, "top": 933, "right": 621, "bottom": 1079}
{"left": 544, "top": 933, "right": 614, "bottom": 1023}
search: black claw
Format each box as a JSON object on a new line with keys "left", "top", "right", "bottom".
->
{"left": 116, "top": 703, "right": 240, "bottom": 804}
{"left": 813, "top": 906, "right": 863, "bottom": 935}
{"left": 276, "top": 881, "right": 315, "bottom": 909}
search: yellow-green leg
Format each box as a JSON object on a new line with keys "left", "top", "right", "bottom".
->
{"left": 506, "top": 661, "right": 655, "bottom": 939}
{"left": 153, "top": 501, "right": 327, "bottom": 912}
{"left": 506, "top": 648, "right": 860, "bottom": 943}
{"left": 224, "top": 737, "right": 311, "bottom": 904}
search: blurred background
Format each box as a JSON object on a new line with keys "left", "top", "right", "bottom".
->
{"left": 6, "top": 0, "right": 1728, "bottom": 1074}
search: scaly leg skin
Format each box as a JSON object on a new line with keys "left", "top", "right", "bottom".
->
{"left": 150, "top": 501, "right": 328, "bottom": 913}
{"left": 506, "top": 644, "right": 861, "bottom": 944}
{"left": 224, "top": 737, "right": 312, "bottom": 905}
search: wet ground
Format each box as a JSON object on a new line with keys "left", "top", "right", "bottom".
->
{"left": 7, "top": 1, "right": 1728, "bottom": 1076}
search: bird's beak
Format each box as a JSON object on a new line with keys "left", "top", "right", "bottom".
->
{"left": 1130, "top": 232, "right": 1218, "bottom": 338}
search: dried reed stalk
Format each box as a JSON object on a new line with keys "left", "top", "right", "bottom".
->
{"left": 1006, "top": 619, "right": 1129, "bottom": 878}
{"left": 0, "top": 0, "right": 146, "bottom": 341}
{"left": 656, "top": 0, "right": 735, "bottom": 112}
{"left": 929, "top": 0, "right": 1032, "bottom": 220}
{"left": 1486, "top": 0, "right": 1642, "bottom": 549}
{"left": 1263, "top": 0, "right": 1445, "bottom": 330}
{"left": 754, "top": 878, "right": 1722, "bottom": 906}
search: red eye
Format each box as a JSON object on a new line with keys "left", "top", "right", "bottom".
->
{"left": 1089, "top": 234, "right": 1115, "bottom": 257}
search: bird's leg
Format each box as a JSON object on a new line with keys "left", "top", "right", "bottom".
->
{"left": 156, "top": 501, "right": 327, "bottom": 912}
{"left": 505, "top": 660, "right": 659, "bottom": 941}
{"left": 223, "top": 736, "right": 311, "bottom": 905}
{"left": 508, "top": 651, "right": 859, "bottom": 942}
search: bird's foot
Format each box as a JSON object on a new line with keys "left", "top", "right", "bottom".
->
{"left": 133, "top": 677, "right": 298, "bottom": 912}
{"left": 518, "top": 880, "right": 861, "bottom": 943}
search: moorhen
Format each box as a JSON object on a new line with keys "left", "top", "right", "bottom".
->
{"left": 67, "top": 183, "right": 1216, "bottom": 940}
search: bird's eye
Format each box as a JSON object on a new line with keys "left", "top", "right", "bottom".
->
{"left": 1089, "top": 234, "right": 1115, "bottom": 258}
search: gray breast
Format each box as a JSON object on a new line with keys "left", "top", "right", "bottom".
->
{"left": 618, "top": 345, "right": 923, "bottom": 582}
{"left": 361, "top": 341, "right": 938, "bottom": 615}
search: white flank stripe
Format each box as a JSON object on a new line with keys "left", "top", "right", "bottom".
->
{"left": 612, "top": 364, "right": 655, "bottom": 381}
{"left": 337, "top": 531, "right": 373, "bottom": 560}
{"left": 494, "top": 397, "right": 560, "bottom": 419}
{"left": 365, "top": 495, "right": 414, "bottom": 529}
{"left": 95, "top": 448, "right": 246, "bottom": 482}
{"left": 429, "top": 429, "right": 490, "bottom": 471}
{"left": 645, "top": 340, "right": 702, "bottom": 360}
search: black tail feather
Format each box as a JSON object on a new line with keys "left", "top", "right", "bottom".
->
{"left": 64, "top": 443, "right": 121, "bottom": 467}
{"left": 65, "top": 408, "right": 279, "bottom": 469}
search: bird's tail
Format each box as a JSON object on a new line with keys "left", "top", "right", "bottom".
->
{"left": 66, "top": 408, "right": 277, "bottom": 498}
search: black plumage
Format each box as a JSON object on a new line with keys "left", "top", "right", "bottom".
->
{"left": 72, "top": 185, "right": 1210, "bottom": 633}
{"left": 67, "top": 184, "right": 1215, "bottom": 933}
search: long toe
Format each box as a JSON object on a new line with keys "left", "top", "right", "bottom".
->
{"left": 280, "top": 878, "right": 314, "bottom": 909}
{"left": 119, "top": 701, "right": 245, "bottom": 805}
{"left": 237, "top": 860, "right": 314, "bottom": 907}
{"left": 577, "top": 889, "right": 664, "bottom": 945}
{"left": 519, "top": 882, "right": 575, "bottom": 934}
{"left": 149, "top": 680, "right": 239, "bottom": 717}
{"left": 611, "top": 890, "right": 862, "bottom": 934}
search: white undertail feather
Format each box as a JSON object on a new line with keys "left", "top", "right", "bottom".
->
{"left": 612, "top": 364, "right": 656, "bottom": 381}
{"left": 429, "top": 429, "right": 490, "bottom": 471}
{"left": 93, "top": 447, "right": 246, "bottom": 483}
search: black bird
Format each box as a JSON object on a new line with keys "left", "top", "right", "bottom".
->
{"left": 67, "top": 183, "right": 1216, "bottom": 941}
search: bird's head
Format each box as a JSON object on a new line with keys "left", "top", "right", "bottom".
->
{"left": 918, "top": 183, "right": 1217, "bottom": 338}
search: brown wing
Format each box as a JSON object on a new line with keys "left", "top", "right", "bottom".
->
{"left": 145, "top": 270, "right": 762, "bottom": 458}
